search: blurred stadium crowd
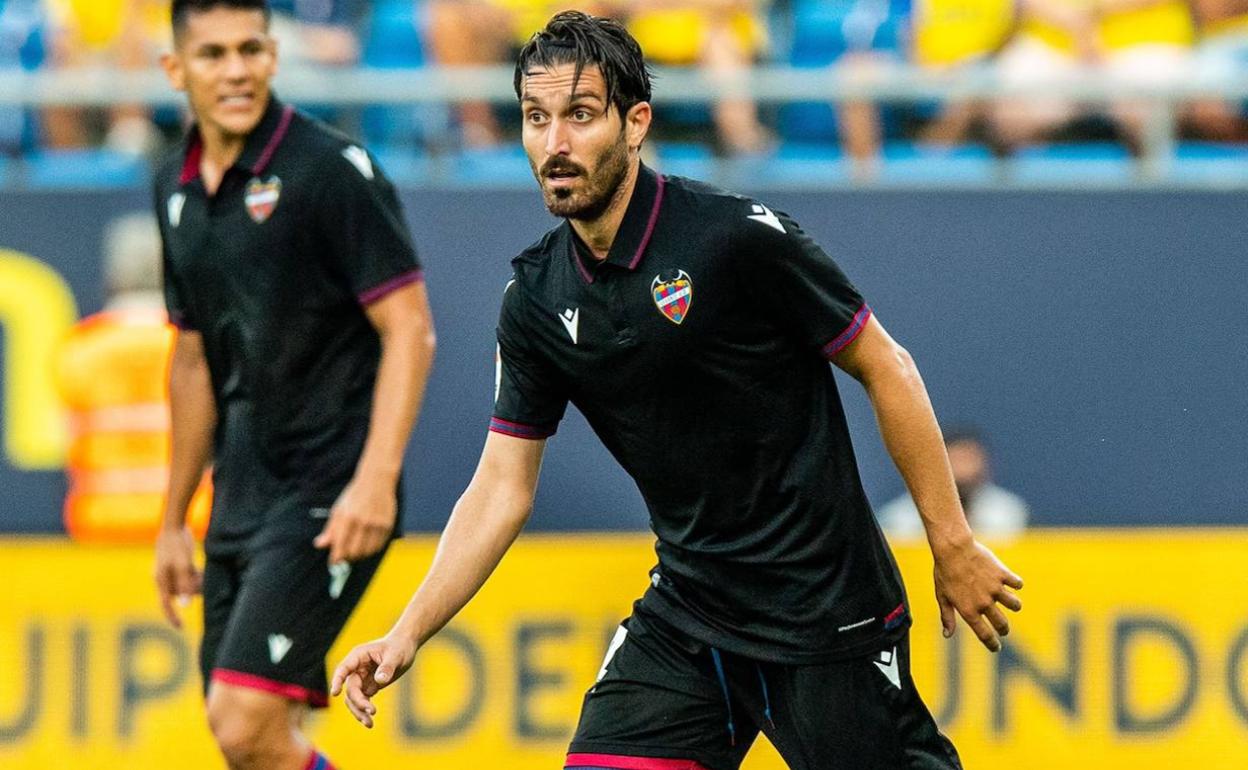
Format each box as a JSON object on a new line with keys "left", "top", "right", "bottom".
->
{"left": 2, "top": 0, "right": 1248, "bottom": 183}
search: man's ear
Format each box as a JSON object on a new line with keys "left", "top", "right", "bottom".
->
{"left": 160, "top": 51, "right": 186, "bottom": 92}
{"left": 625, "top": 101, "right": 652, "bottom": 151}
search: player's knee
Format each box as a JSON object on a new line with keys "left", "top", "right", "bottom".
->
{"left": 205, "top": 688, "right": 287, "bottom": 766}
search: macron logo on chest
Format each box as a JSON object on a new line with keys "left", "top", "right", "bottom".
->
{"left": 559, "top": 308, "right": 579, "bottom": 344}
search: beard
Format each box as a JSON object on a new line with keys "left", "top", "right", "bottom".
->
{"left": 536, "top": 132, "right": 630, "bottom": 221}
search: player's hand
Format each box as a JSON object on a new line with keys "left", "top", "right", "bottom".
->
{"left": 931, "top": 537, "right": 1023, "bottom": 652}
{"left": 314, "top": 476, "right": 397, "bottom": 565}
{"left": 330, "top": 632, "right": 418, "bottom": 729}
{"left": 154, "top": 525, "right": 202, "bottom": 629}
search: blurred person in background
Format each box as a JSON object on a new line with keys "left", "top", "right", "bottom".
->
{"left": 267, "top": 0, "right": 365, "bottom": 66}
{"left": 1186, "top": 0, "right": 1248, "bottom": 140}
{"left": 908, "top": 0, "right": 1015, "bottom": 146}
{"left": 623, "top": 0, "right": 772, "bottom": 154}
{"left": 54, "top": 212, "right": 212, "bottom": 544}
{"left": 426, "top": 0, "right": 608, "bottom": 146}
{"left": 991, "top": 0, "right": 1196, "bottom": 151}
{"left": 152, "top": 1, "right": 436, "bottom": 769}
{"left": 878, "top": 427, "right": 1029, "bottom": 542}
{"left": 42, "top": 0, "right": 170, "bottom": 153}
{"left": 830, "top": 0, "right": 913, "bottom": 167}
{"left": 333, "top": 12, "right": 1024, "bottom": 770}
{"left": 0, "top": 0, "right": 47, "bottom": 156}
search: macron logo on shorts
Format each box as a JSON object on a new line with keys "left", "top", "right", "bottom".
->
{"left": 268, "top": 634, "right": 294, "bottom": 665}
{"left": 328, "top": 562, "right": 352, "bottom": 600}
{"left": 874, "top": 647, "right": 901, "bottom": 690}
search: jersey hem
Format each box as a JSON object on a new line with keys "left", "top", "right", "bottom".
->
{"left": 566, "top": 747, "right": 714, "bottom": 770}
{"left": 821, "top": 303, "right": 872, "bottom": 359}
{"left": 211, "top": 668, "right": 329, "bottom": 708}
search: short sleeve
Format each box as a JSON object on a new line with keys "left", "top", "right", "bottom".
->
{"left": 155, "top": 184, "right": 196, "bottom": 330}
{"left": 490, "top": 279, "right": 568, "bottom": 439}
{"left": 317, "top": 146, "right": 423, "bottom": 305}
{"left": 738, "top": 203, "right": 871, "bottom": 359}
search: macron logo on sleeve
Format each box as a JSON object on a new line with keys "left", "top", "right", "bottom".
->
{"left": 342, "top": 146, "right": 375, "bottom": 180}
{"left": 747, "top": 204, "right": 786, "bottom": 234}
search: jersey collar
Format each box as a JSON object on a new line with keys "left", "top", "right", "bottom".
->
{"left": 178, "top": 96, "right": 296, "bottom": 186}
{"left": 567, "top": 162, "right": 667, "bottom": 283}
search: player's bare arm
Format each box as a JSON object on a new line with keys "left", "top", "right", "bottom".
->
{"left": 831, "top": 314, "right": 1024, "bottom": 652}
{"left": 315, "top": 281, "right": 436, "bottom": 565}
{"left": 155, "top": 329, "right": 215, "bottom": 628}
{"left": 330, "top": 431, "right": 545, "bottom": 727}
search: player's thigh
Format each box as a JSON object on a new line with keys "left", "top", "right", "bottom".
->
{"left": 569, "top": 611, "right": 757, "bottom": 770}
{"left": 762, "top": 636, "right": 961, "bottom": 770}
{"left": 210, "top": 532, "right": 390, "bottom": 707}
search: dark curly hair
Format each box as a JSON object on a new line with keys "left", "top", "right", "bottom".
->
{"left": 514, "top": 10, "right": 653, "bottom": 118}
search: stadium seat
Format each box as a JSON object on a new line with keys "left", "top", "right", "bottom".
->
{"left": 360, "top": 0, "right": 449, "bottom": 152}
{"left": 655, "top": 142, "right": 716, "bottom": 180}
{"left": 0, "top": 155, "right": 11, "bottom": 187}
{"left": 1008, "top": 143, "right": 1135, "bottom": 187}
{"left": 878, "top": 142, "right": 995, "bottom": 185}
{"left": 750, "top": 142, "right": 851, "bottom": 187}
{"left": 1168, "top": 142, "right": 1248, "bottom": 186}
{"left": 445, "top": 145, "right": 533, "bottom": 188}
{"left": 371, "top": 146, "right": 433, "bottom": 187}
{"left": 23, "top": 149, "right": 147, "bottom": 190}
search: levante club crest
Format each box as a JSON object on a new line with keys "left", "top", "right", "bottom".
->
{"left": 652, "top": 269, "right": 693, "bottom": 324}
{"left": 245, "top": 176, "right": 282, "bottom": 223}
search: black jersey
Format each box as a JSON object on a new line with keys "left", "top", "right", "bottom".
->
{"left": 492, "top": 164, "right": 909, "bottom": 663}
{"left": 155, "top": 98, "right": 422, "bottom": 548}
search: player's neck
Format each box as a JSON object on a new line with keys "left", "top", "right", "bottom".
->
{"left": 197, "top": 122, "right": 250, "bottom": 195}
{"left": 569, "top": 159, "right": 640, "bottom": 261}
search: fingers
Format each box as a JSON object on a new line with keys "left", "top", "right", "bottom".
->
{"left": 159, "top": 587, "right": 182, "bottom": 628}
{"left": 984, "top": 605, "right": 1011, "bottom": 637}
{"left": 1003, "top": 570, "right": 1024, "bottom": 591}
{"left": 997, "top": 589, "right": 1023, "bottom": 613}
{"left": 938, "top": 595, "right": 956, "bottom": 639}
{"left": 963, "top": 610, "right": 1001, "bottom": 652}
{"left": 374, "top": 646, "right": 406, "bottom": 686}
{"left": 330, "top": 652, "right": 361, "bottom": 696}
{"left": 313, "top": 518, "right": 336, "bottom": 552}
{"left": 343, "top": 674, "right": 376, "bottom": 729}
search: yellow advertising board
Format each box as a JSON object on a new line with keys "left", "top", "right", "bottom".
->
{"left": 1, "top": 531, "right": 1246, "bottom": 769}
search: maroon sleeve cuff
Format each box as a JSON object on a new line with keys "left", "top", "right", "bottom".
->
{"left": 168, "top": 310, "right": 196, "bottom": 331}
{"left": 821, "top": 304, "right": 872, "bottom": 359}
{"left": 358, "top": 268, "right": 424, "bottom": 306}
{"left": 489, "top": 417, "right": 557, "bottom": 440}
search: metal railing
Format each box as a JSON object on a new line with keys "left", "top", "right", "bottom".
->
{"left": 3, "top": 63, "right": 1248, "bottom": 187}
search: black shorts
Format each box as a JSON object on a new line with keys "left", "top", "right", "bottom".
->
{"left": 199, "top": 510, "right": 388, "bottom": 708}
{"left": 567, "top": 606, "right": 961, "bottom": 770}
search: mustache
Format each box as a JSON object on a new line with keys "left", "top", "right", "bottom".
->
{"left": 540, "top": 158, "right": 586, "bottom": 177}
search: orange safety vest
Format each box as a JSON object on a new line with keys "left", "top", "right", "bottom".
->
{"left": 54, "top": 307, "right": 211, "bottom": 543}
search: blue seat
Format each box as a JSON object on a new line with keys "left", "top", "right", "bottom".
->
{"left": 751, "top": 142, "right": 850, "bottom": 187}
{"left": 24, "top": 149, "right": 147, "bottom": 189}
{"left": 361, "top": 0, "right": 449, "bottom": 150}
{"left": 1169, "top": 142, "right": 1248, "bottom": 186}
{"left": 445, "top": 145, "right": 533, "bottom": 188}
{"left": 371, "top": 146, "right": 433, "bottom": 187}
{"left": 878, "top": 142, "right": 995, "bottom": 185}
{"left": 655, "top": 142, "right": 715, "bottom": 180}
{"left": 1009, "top": 143, "right": 1134, "bottom": 186}
{"left": 0, "top": 155, "right": 11, "bottom": 187}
